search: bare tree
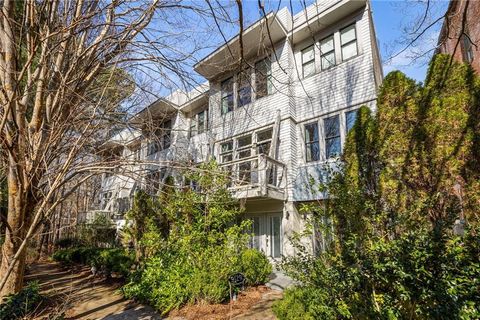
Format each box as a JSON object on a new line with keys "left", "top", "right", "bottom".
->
{"left": 0, "top": 0, "right": 224, "bottom": 297}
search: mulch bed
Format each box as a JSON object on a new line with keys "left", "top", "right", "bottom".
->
{"left": 168, "top": 285, "right": 271, "bottom": 320}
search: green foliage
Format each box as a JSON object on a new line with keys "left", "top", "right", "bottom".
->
{"left": 239, "top": 249, "right": 272, "bottom": 286}
{"left": 0, "top": 282, "right": 42, "bottom": 320}
{"left": 77, "top": 215, "right": 117, "bottom": 247}
{"left": 122, "top": 160, "right": 272, "bottom": 315}
{"left": 52, "top": 247, "right": 133, "bottom": 277}
{"left": 274, "top": 55, "right": 480, "bottom": 320}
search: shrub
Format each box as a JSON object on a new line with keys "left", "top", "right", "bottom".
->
{"left": 55, "top": 237, "right": 83, "bottom": 249}
{"left": 52, "top": 247, "right": 133, "bottom": 277}
{"left": 0, "top": 282, "right": 42, "bottom": 320}
{"left": 239, "top": 249, "right": 272, "bottom": 286}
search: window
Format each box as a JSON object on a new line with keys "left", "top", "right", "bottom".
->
{"left": 220, "top": 140, "right": 233, "bottom": 163}
{"left": 237, "top": 71, "right": 251, "bottom": 107}
{"left": 256, "top": 128, "right": 273, "bottom": 155}
{"left": 301, "top": 45, "right": 315, "bottom": 77}
{"left": 147, "top": 120, "right": 171, "bottom": 155}
{"left": 255, "top": 58, "right": 272, "bottom": 98}
{"left": 340, "top": 24, "right": 358, "bottom": 61}
{"left": 324, "top": 115, "right": 341, "bottom": 159}
{"left": 190, "top": 109, "right": 207, "bottom": 137}
{"left": 320, "top": 35, "right": 335, "bottom": 70}
{"left": 221, "top": 77, "right": 234, "bottom": 114}
{"left": 462, "top": 32, "right": 474, "bottom": 63}
{"left": 162, "top": 120, "right": 171, "bottom": 149}
{"left": 305, "top": 122, "right": 320, "bottom": 162}
{"left": 345, "top": 109, "right": 358, "bottom": 133}
{"left": 145, "top": 169, "right": 164, "bottom": 194}
{"left": 237, "top": 135, "right": 252, "bottom": 159}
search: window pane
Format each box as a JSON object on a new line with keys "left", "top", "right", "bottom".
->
{"left": 198, "top": 110, "right": 206, "bottom": 133}
{"left": 321, "top": 52, "right": 335, "bottom": 70}
{"left": 257, "top": 128, "right": 273, "bottom": 142}
{"left": 342, "top": 41, "right": 358, "bottom": 60}
{"left": 221, "top": 95, "right": 234, "bottom": 114}
{"left": 255, "top": 58, "right": 272, "bottom": 98}
{"left": 320, "top": 36, "right": 334, "bottom": 54}
{"left": 257, "top": 141, "right": 271, "bottom": 155}
{"left": 324, "top": 115, "right": 340, "bottom": 138}
{"left": 306, "top": 142, "right": 320, "bottom": 162}
{"left": 222, "top": 154, "right": 233, "bottom": 163}
{"left": 221, "top": 141, "right": 233, "bottom": 153}
{"left": 341, "top": 25, "right": 356, "bottom": 44}
{"left": 346, "top": 109, "right": 358, "bottom": 133}
{"left": 302, "top": 45, "right": 314, "bottom": 62}
{"left": 305, "top": 123, "right": 319, "bottom": 143}
{"left": 238, "top": 149, "right": 251, "bottom": 159}
{"left": 326, "top": 137, "right": 341, "bottom": 159}
{"left": 237, "top": 135, "right": 252, "bottom": 148}
{"left": 221, "top": 77, "right": 233, "bottom": 95}
{"left": 271, "top": 216, "right": 281, "bottom": 258}
{"left": 303, "top": 61, "right": 315, "bottom": 77}
{"left": 237, "top": 86, "right": 251, "bottom": 107}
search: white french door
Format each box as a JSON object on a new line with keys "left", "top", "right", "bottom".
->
{"left": 249, "top": 214, "right": 282, "bottom": 259}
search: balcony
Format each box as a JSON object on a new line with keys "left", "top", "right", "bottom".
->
{"left": 221, "top": 154, "right": 287, "bottom": 200}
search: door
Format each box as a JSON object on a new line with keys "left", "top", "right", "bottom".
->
{"left": 248, "top": 214, "right": 282, "bottom": 259}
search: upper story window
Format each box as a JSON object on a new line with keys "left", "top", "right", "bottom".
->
{"left": 256, "top": 128, "right": 273, "bottom": 155}
{"left": 340, "top": 24, "right": 358, "bottom": 61}
{"left": 220, "top": 140, "right": 233, "bottom": 163}
{"left": 302, "top": 45, "right": 315, "bottom": 78}
{"left": 221, "top": 77, "right": 234, "bottom": 114}
{"left": 320, "top": 35, "right": 335, "bottom": 70}
{"left": 237, "top": 70, "right": 252, "bottom": 107}
{"left": 237, "top": 135, "right": 252, "bottom": 159}
{"left": 190, "top": 109, "right": 208, "bottom": 137}
{"left": 345, "top": 109, "right": 358, "bottom": 133}
{"left": 324, "top": 115, "right": 341, "bottom": 159}
{"left": 305, "top": 122, "right": 320, "bottom": 162}
{"left": 255, "top": 58, "right": 272, "bottom": 98}
{"left": 147, "top": 120, "right": 171, "bottom": 155}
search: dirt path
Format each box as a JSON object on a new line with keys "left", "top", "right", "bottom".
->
{"left": 26, "top": 261, "right": 161, "bottom": 319}
{"left": 26, "top": 261, "right": 281, "bottom": 320}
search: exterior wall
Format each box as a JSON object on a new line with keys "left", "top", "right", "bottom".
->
{"left": 96, "top": 0, "right": 382, "bottom": 257}
{"left": 437, "top": 0, "right": 480, "bottom": 73}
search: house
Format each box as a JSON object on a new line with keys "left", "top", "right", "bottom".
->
{"left": 93, "top": 0, "right": 383, "bottom": 259}
{"left": 436, "top": 0, "right": 480, "bottom": 73}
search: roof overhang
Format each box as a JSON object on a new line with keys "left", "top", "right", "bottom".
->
{"left": 130, "top": 98, "right": 178, "bottom": 126}
{"left": 180, "top": 91, "right": 209, "bottom": 114}
{"left": 289, "top": 0, "right": 366, "bottom": 45}
{"left": 194, "top": 12, "right": 288, "bottom": 80}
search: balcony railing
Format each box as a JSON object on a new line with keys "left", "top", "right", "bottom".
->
{"left": 220, "top": 154, "right": 287, "bottom": 200}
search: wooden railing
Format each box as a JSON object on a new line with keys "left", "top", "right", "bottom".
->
{"left": 220, "top": 154, "right": 286, "bottom": 198}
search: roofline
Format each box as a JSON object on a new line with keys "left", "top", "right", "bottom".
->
{"left": 194, "top": 11, "right": 278, "bottom": 69}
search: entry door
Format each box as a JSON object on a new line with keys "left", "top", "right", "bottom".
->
{"left": 249, "top": 214, "right": 282, "bottom": 259}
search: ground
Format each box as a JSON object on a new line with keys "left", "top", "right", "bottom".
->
{"left": 26, "top": 261, "right": 283, "bottom": 319}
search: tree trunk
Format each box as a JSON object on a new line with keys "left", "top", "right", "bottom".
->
{"left": 0, "top": 168, "right": 29, "bottom": 298}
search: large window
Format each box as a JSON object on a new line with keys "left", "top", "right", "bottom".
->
{"left": 324, "top": 115, "right": 341, "bottom": 159}
{"left": 320, "top": 35, "right": 335, "bottom": 70}
{"left": 256, "top": 128, "right": 273, "bottom": 155}
{"left": 237, "top": 134, "right": 253, "bottom": 184}
{"left": 237, "top": 70, "right": 252, "bottom": 107}
{"left": 301, "top": 45, "right": 315, "bottom": 78}
{"left": 190, "top": 109, "right": 207, "bottom": 137}
{"left": 255, "top": 58, "right": 272, "bottom": 98}
{"left": 340, "top": 24, "right": 358, "bottom": 61}
{"left": 345, "top": 109, "right": 358, "bottom": 133}
{"left": 305, "top": 122, "right": 320, "bottom": 162}
{"left": 220, "top": 140, "right": 233, "bottom": 163}
{"left": 147, "top": 120, "right": 171, "bottom": 155}
{"left": 221, "top": 77, "right": 234, "bottom": 114}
